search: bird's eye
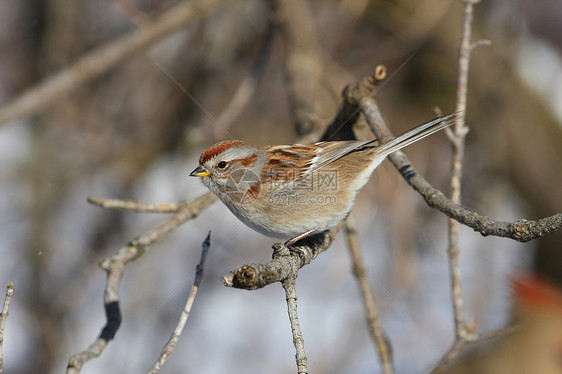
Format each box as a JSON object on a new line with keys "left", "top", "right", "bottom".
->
{"left": 216, "top": 161, "right": 228, "bottom": 170}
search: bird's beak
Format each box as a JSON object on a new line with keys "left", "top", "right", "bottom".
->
{"left": 190, "top": 165, "right": 210, "bottom": 178}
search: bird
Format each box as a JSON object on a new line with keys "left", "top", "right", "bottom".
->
{"left": 190, "top": 113, "right": 456, "bottom": 243}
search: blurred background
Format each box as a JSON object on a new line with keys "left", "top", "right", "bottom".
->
{"left": 0, "top": 0, "right": 561, "bottom": 373}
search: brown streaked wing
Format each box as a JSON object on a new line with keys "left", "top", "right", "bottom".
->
{"left": 262, "top": 144, "right": 315, "bottom": 182}
{"left": 262, "top": 140, "right": 378, "bottom": 183}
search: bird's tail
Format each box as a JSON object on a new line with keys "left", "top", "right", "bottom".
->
{"left": 376, "top": 112, "right": 459, "bottom": 157}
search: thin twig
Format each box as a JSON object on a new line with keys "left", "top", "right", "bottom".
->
{"left": 446, "top": 0, "right": 479, "bottom": 342}
{"left": 0, "top": 283, "right": 14, "bottom": 374}
{"left": 439, "top": 2, "right": 495, "bottom": 365}
{"left": 344, "top": 85, "right": 393, "bottom": 374}
{"left": 66, "top": 192, "right": 216, "bottom": 374}
{"left": 148, "top": 232, "right": 212, "bottom": 374}
{"left": 0, "top": 0, "right": 234, "bottom": 126}
{"left": 344, "top": 219, "right": 393, "bottom": 374}
{"left": 87, "top": 197, "right": 182, "bottom": 213}
{"left": 281, "top": 276, "right": 308, "bottom": 374}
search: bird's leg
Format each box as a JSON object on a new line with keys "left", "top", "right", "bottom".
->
{"left": 284, "top": 229, "right": 318, "bottom": 246}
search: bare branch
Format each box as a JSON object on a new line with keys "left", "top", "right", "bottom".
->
{"left": 344, "top": 219, "right": 393, "bottom": 374}
{"left": 223, "top": 223, "right": 343, "bottom": 290}
{"left": 67, "top": 192, "right": 216, "bottom": 373}
{"left": 282, "top": 276, "right": 308, "bottom": 374}
{"left": 343, "top": 88, "right": 393, "bottom": 374}
{"left": 0, "top": 283, "right": 14, "bottom": 374}
{"left": 148, "top": 232, "right": 212, "bottom": 374}
{"left": 338, "top": 78, "right": 562, "bottom": 242}
{"left": 0, "top": 0, "right": 234, "bottom": 126}
{"left": 446, "top": 0, "right": 478, "bottom": 342}
{"left": 87, "top": 197, "right": 182, "bottom": 213}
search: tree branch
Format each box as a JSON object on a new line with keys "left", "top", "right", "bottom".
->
{"left": 446, "top": 0, "right": 479, "bottom": 343}
{"left": 87, "top": 197, "right": 182, "bottom": 213}
{"left": 148, "top": 232, "right": 212, "bottom": 374}
{"left": 0, "top": 283, "right": 14, "bottom": 374}
{"left": 282, "top": 276, "right": 308, "bottom": 374}
{"left": 0, "top": 0, "right": 234, "bottom": 126}
{"left": 344, "top": 219, "right": 393, "bottom": 374}
{"left": 339, "top": 76, "right": 562, "bottom": 242}
{"left": 223, "top": 223, "right": 343, "bottom": 290}
{"left": 66, "top": 192, "right": 216, "bottom": 373}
